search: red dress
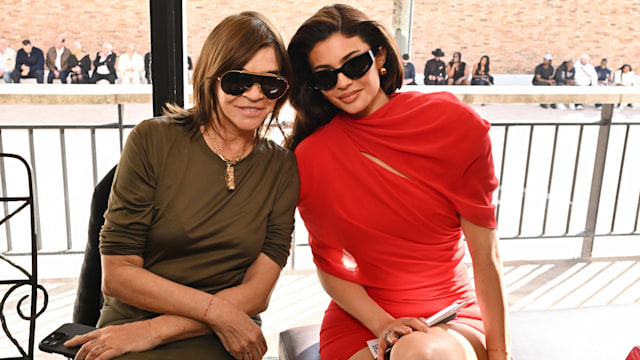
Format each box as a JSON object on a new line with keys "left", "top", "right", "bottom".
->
{"left": 295, "top": 91, "right": 498, "bottom": 360}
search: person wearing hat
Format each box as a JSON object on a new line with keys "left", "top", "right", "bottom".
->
{"left": 532, "top": 53, "right": 556, "bottom": 108}
{"left": 423, "top": 48, "right": 447, "bottom": 85}
{"left": 402, "top": 53, "right": 417, "bottom": 85}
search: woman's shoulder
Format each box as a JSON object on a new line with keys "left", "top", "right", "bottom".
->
{"left": 130, "top": 117, "right": 191, "bottom": 145}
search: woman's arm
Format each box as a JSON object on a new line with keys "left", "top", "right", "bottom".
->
{"left": 68, "top": 253, "right": 280, "bottom": 359}
{"left": 461, "top": 216, "right": 511, "bottom": 360}
{"left": 471, "top": 64, "right": 480, "bottom": 79}
{"left": 317, "top": 268, "right": 394, "bottom": 336}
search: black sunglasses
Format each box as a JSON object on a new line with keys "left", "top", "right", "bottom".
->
{"left": 217, "top": 70, "right": 289, "bottom": 100}
{"left": 312, "top": 49, "right": 375, "bottom": 90}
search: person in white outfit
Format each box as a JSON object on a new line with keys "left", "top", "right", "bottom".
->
{"left": 0, "top": 36, "right": 16, "bottom": 83}
{"left": 117, "top": 44, "right": 144, "bottom": 84}
{"left": 613, "top": 64, "right": 636, "bottom": 108}
{"left": 573, "top": 54, "right": 597, "bottom": 110}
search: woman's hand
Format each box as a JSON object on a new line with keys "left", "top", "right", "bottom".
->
{"left": 375, "top": 317, "right": 430, "bottom": 360}
{"left": 65, "top": 321, "right": 160, "bottom": 360}
{"left": 205, "top": 296, "right": 268, "bottom": 360}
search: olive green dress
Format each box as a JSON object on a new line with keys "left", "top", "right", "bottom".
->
{"left": 97, "top": 117, "right": 299, "bottom": 359}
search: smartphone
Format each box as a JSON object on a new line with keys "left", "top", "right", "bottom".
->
{"left": 39, "top": 323, "right": 97, "bottom": 358}
{"left": 424, "top": 300, "right": 468, "bottom": 326}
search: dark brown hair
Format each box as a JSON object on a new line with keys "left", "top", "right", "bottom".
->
{"left": 285, "top": 4, "right": 403, "bottom": 150}
{"left": 165, "top": 11, "right": 292, "bottom": 135}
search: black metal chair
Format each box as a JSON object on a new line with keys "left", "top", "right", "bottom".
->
{"left": 0, "top": 153, "right": 48, "bottom": 360}
{"left": 72, "top": 165, "right": 116, "bottom": 326}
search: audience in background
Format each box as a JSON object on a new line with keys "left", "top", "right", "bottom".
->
{"left": 45, "top": 36, "right": 72, "bottom": 83}
{"left": 117, "top": 43, "right": 145, "bottom": 84}
{"left": 423, "top": 48, "right": 447, "bottom": 85}
{"left": 532, "top": 53, "right": 556, "bottom": 109}
{"left": 471, "top": 55, "right": 493, "bottom": 85}
{"left": 68, "top": 41, "right": 91, "bottom": 84}
{"left": 144, "top": 51, "right": 152, "bottom": 84}
{"left": 402, "top": 53, "right": 416, "bottom": 85}
{"left": 613, "top": 64, "right": 635, "bottom": 108}
{"left": 573, "top": 54, "right": 598, "bottom": 110}
{"left": 553, "top": 60, "right": 576, "bottom": 110}
{"left": 446, "top": 51, "right": 469, "bottom": 85}
{"left": 554, "top": 60, "right": 575, "bottom": 86}
{"left": 89, "top": 42, "right": 117, "bottom": 84}
{"left": 0, "top": 36, "right": 16, "bottom": 83}
{"left": 594, "top": 58, "right": 612, "bottom": 85}
{"left": 11, "top": 39, "right": 45, "bottom": 83}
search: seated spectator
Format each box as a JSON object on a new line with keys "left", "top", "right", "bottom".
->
{"left": 446, "top": 51, "right": 469, "bottom": 85}
{"left": 594, "top": 58, "right": 612, "bottom": 86}
{"left": 401, "top": 53, "right": 416, "bottom": 85}
{"left": 613, "top": 64, "right": 635, "bottom": 108}
{"left": 470, "top": 55, "right": 493, "bottom": 85}
{"left": 423, "top": 48, "right": 446, "bottom": 85}
{"left": 593, "top": 58, "right": 611, "bottom": 108}
{"left": 532, "top": 53, "right": 555, "bottom": 108}
{"left": 46, "top": 36, "right": 72, "bottom": 84}
{"left": 0, "top": 36, "right": 16, "bottom": 83}
{"left": 118, "top": 43, "right": 145, "bottom": 84}
{"left": 68, "top": 41, "right": 91, "bottom": 84}
{"left": 89, "top": 43, "right": 117, "bottom": 84}
{"left": 573, "top": 54, "right": 597, "bottom": 110}
{"left": 554, "top": 60, "right": 575, "bottom": 86}
{"left": 553, "top": 60, "right": 576, "bottom": 110}
{"left": 11, "top": 39, "right": 44, "bottom": 83}
{"left": 144, "top": 51, "right": 152, "bottom": 84}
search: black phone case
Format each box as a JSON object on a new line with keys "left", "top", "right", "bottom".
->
{"left": 39, "top": 323, "right": 97, "bottom": 358}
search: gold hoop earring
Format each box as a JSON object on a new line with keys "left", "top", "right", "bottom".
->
{"left": 379, "top": 67, "right": 387, "bottom": 75}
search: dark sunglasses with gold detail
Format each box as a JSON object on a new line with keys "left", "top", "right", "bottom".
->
{"left": 312, "top": 49, "right": 375, "bottom": 90}
{"left": 217, "top": 70, "right": 289, "bottom": 100}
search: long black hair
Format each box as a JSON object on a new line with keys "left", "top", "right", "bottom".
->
{"left": 477, "top": 55, "right": 490, "bottom": 74}
{"left": 285, "top": 4, "right": 403, "bottom": 151}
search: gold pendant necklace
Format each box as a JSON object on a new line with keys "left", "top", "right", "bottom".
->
{"left": 206, "top": 128, "right": 254, "bottom": 191}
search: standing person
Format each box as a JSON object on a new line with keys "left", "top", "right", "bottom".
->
{"left": 89, "top": 42, "right": 117, "bottom": 84}
{"left": 68, "top": 41, "right": 91, "bottom": 84}
{"left": 401, "top": 53, "right": 416, "bottom": 85}
{"left": 447, "top": 51, "right": 470, "bottom": 85}
{"left": 287, "top": 4, "right": 510, "bottom": 360}
{"left": 471, "top": 55, "right": 493, "bottom": 85}
{"left": 65, "top": 11, "right": 298, "bottom": 360}
{"left": 45, "top": 36, "right": 72, "bottom": 83}
{"left": 0, "top": 36, "right": 16, "bottom": 83}
{"left": 573, "top": 54, "right": 597, "bottom": 110}
{"left": 11, "top": 39, "right": 45, "bottom": 83}
{"left": 532, "top": 53, "right": 555, "bottom": 108}
{"left": 613, "top": 64, "right": 636, "bottom": 108}
{"left": 423, "top": 48, "right": 447, "bottom": 85}
{"left": 117, "top": 44, "right": 145, "bottom": 84}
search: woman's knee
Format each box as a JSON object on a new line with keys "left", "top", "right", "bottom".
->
{"left": 390, "top": 330, "right": 472, "bottom": 360}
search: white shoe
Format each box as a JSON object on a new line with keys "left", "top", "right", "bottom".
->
{"left": 569, "top": 104, "right": 575, "bottom": 110}
{"left": 576, "top": 104, "right": 584, "bottom": 110}
{"left": 556, "top": 104, "right": 566, "bottom": 110}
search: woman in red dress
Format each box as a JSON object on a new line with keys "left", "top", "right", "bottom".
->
{"left": 286, "top": 4, "right": 510, "bottom": 360}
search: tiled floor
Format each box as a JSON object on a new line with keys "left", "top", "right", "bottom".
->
{"left": 2, "top": 255, "right": 639, "bottom": 359}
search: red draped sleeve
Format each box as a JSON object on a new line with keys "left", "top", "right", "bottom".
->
{"left": 295, "top": 91, "right": 498, "bottom": 319}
